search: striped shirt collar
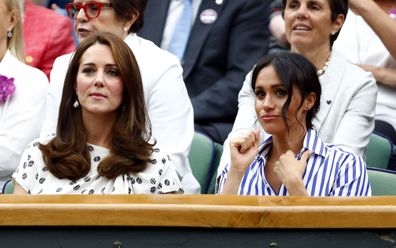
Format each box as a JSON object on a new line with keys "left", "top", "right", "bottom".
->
{"left": 257, "top": 128, "right": 328, "bottom": 159}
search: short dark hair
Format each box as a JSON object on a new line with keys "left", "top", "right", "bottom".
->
{"left": 251, "top": 52, "right": 321, "bottom": 130}
{"left": 282, "top": 0, "right": 348, "bottom": 47}
{"left": 111, "top": 0, "right": 147, "bottom": 33}
{"left": 40, "top": 32, "right": 153, "bottom": 180}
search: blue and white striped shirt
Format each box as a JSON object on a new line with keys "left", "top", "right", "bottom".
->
{"left": 218, "top": 129, "right": 371, "bottom": 196}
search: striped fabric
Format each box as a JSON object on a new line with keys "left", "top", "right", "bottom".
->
{"left": 218, "top": 129, "right": 371, "bottom": 196}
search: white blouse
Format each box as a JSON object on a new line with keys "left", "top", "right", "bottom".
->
{"left": 13, "top": 137, "right": 183, "bottom": 194}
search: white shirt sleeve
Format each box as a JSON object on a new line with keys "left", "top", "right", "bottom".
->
{"left": 0, "top": 60, "right": 48, "bottom": 188}
{"left": 146, "top": 60, "right": 199, "bottom": 193}
{"left": 40, "top": 54, "right": 70, "bottom": 138}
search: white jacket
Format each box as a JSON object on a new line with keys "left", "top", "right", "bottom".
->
{"left": 0, "top": 51, "right": 48, "bottom": 188}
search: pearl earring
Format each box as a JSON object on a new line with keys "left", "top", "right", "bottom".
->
{"left": 7, "top": 30, "right": 12, "bottom": 38}
{"left": 73, "top": 100, "right": 79, "bottom": 108}
{"left": 123, "top": 27, "right": 128, "bottom": 32}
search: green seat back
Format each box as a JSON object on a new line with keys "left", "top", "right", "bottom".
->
{"left": 368, "top": 168, "right": 396, "bottom": 195}
{"left": 188, "top": 132, "right": 215, "bottom": 193}
{"left": 207, "top": 142, "right": 223, "bottom": 194}
{"left": 2, "top": 180, "right": 14, "bottom": 194}
{"left": 366, "top": 132, "right": 392, "bottom": 169}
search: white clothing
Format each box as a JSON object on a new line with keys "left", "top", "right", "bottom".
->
{"left": 41, "top": 33, "right": 199, "bottom": 193}
{"left": 0, "top": 51, "right": 48, "bottom": 189}
{"left": 12, "top": 137, "right": 183, "bottom": 194}
{"left": 334, "top": 10, "right": 396, "bottom": 131}
{"left": 218, "top": 51, "right": 377, "bottom": 177}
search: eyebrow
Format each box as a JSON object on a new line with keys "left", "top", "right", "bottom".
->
{"left": 255, "top": 83, "right": 285, "bottom": 89}
{"left": 81, "top": 63, "right": 117, "bottom": 67}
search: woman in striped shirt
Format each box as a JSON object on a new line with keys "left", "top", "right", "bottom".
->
{"left": 218, "top": 53, "right": 371, "bottom": 196}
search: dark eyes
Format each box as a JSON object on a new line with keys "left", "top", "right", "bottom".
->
{"left": 287, "top": 1, "right": 299, "bottom": 9}
{"left": 255, "top": 90, "right": 265, "bottom": 99}
{"left": 81, "top": 68, "right": 120, "bottom": 77}
{"left": 87, "top": 4, "right": 99, "bottom": 11}
{"left": 276, "top": 89, "right": 287, "bottom": 97}
{"left": 107, "top": 69, "right": 119, "bottom": 77}
{"left": 286, "top": 1, "right": 321, "bottom": 10}
{"left": 254, "top": 89, "right": 288, "bottom": 99}
{"left": 82, "top": 68, "right": 95, "bottom": 74}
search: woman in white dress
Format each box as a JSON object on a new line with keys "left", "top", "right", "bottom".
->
{"left": 42, "top": 0, "right": 199, "bottom": 193}
{"left": 12, "top": 32, "right": 182, "bottom": 194}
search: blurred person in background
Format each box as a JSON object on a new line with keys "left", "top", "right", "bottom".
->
{"left": 0, "top": 0, "right": 48, "bottom": 190}
{"left": 139, "top": 0, "right": 271, "bottom": 144}
{"left": 21, "top": 0, "right": 76, "bottom": 78}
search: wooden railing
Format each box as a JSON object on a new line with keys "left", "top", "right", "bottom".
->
{"left": 0, "top": 195, "right": 395, "bottom": 228}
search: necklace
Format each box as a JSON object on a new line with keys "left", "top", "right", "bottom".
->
{"left": 316, "top": 55, "right": 331, "bottom": 76}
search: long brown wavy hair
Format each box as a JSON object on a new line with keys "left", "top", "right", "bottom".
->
{"left": 40, "top": 32, "right": 153, "bottom": 180}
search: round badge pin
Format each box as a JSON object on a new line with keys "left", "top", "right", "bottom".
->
{"left": 200, "top": 9, "right": 218, "bottom": 24}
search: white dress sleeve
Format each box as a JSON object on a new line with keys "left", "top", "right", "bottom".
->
{"left": 12, "top": 139, "right": 45, "bottom": 193}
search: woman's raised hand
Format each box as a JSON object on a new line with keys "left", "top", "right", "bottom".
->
{"left": 274, "top": 150, "right": 311, "bottom": 196}
{"left": 229, "top": 130, "right": 260, "bottom": 174}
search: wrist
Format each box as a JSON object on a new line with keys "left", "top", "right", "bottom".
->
{"left": 283, "top": 177, "right": 308, "bottom": 196}
{"left": 353, "top": 1, "right": 379, "bottom": 16}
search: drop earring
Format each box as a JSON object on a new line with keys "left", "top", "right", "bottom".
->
{"left": 7, "top": 30, "right": 12, "bottom": 38}
{"left": 73, "top": 100, "right": 79, "bottom": 108}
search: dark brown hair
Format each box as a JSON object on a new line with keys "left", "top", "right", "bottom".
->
{"left": 40, "top": 32, "right": 153, "bottom": 180}
{"left": 111, "top": 0, "right": 147, "bottom": 33}
{"left": 251, "top": 52, "right": 321, "bottom": 130}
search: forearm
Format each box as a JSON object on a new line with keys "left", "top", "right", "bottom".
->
{"left": 365, "top": 66, "right": 396, "bottom": 88}
{"left": 219, "top": 169, "right": 245, "bottom": 194}
{"left": 283, "top": 178, "right": 309, "bottom": 196}
{"left": 350, "top": 0, "right": 396, "bottom": 58}
{"left": 12, "top": 181, "right": 29, "bottom": 195}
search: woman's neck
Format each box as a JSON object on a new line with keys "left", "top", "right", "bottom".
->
{"left": 82, "top": 112, "right": 117, "bottom": 149}
{"left": 270, "top": 127, "right": 307, "bottom": 159}
{"left": 291, "top": 44, "right": 331, "bottom": 71}
{"left": 0, "top": 44, "right": 7, "bottom": 62}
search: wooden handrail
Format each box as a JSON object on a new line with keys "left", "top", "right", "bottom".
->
{"left": 0, "top": 195, "right": 395, "bottom": 228}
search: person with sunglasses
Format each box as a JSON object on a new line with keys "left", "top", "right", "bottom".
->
{"left": 41, "top": 0, "right": 200, "bottom": 193}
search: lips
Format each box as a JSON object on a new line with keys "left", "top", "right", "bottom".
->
{"left": 89, "top": 93, "right": 107, "bottom": 99}
{"left": 292, "top": 24, "right": 311, "bottom": 31}
{"left": 77, "top": 27, "right": 91, "bottom": 38}
{"left": 260, "top": 114, "right": 280, "bottom": 121}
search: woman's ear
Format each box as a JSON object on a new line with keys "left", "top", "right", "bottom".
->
{"left": 304, "top": 92, "right": 316, "bottom": 111}
{"left": 331, "top": 14, "right": 345, "bottom": 35}
{"left": 7, "top": 9, "right": 18, "bottom": 32}
{"left": 124, "top": 10, "right": 139, "bottom": 32}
